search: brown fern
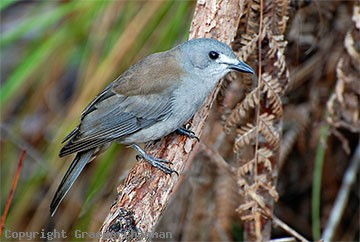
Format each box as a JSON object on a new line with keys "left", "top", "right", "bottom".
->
{"left": 234, "top": 123, "right": 257, "bottom": 152}
{"left": 224, "top": 87, "right": 260, "bottom": 134}
{"left": 327, "top": 27, "right": 360, "bottom": 133}
{"left": 225, "top": 0, "right": 291, "bottom": 240}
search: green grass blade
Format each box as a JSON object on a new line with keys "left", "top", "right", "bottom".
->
{"left": 312, "top": 124, "right": 329, "bottom": 240}
{"left": 0, "top": 1, "right": 106, "bottom": 106}
{"left": 0, "top": 34, "right": 60, "bottom": 105}
{"left": 0, "top": 2, "right": 77, "bottom": 47}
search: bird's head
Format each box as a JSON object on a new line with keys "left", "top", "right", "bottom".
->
{"left": 177, "top": 38, "right": 254, "bottom": 80}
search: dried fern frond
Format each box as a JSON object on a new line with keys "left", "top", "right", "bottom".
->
{"left": 238, "top": 34, "right": 260, "bottom": 62}
{"left": 327, "top": 6, "right": 360, "bottom": 133}
{"left": 216, "top": 74, "right": 235, "bottom": 115}
{"left": 259, "top": 113, "right": 280, "bottom": 148}
{"left": 234, "top": 123, "right": 257, "bottom": 151}
{"left": 262, "top": 72, "right": 283, "bottom": 95}
{"left": 228, "top": 0, "right": 291, "bottom": 240}
{"left": 257, "top": 147, "right": 273, "bottom": 172}
{"left": 224, "top": 87, "right": 260, "bottom": 133}
{"left": 261, "top": 80, "right": 284, "bottom": 121}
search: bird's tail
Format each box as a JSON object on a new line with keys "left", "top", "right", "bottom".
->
{"left": 50, "top": 149, "right": 95, "bottom": 216}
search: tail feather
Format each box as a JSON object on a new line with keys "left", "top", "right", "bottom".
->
{"left": 50, "top": 150, "right": 95, "bottom": 216}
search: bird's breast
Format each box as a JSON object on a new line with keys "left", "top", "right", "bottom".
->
{"left": 119, "top": 77, "right": 218, "bottom": 144}
{"left": 172, "top": 76, "right": 218, "bottom": 117}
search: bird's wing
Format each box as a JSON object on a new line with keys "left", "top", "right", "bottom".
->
{"left": 111, "top": 50, "right": 184, "bottom": 96}
{"left": 60, "top": 50, "right": 183, "bottom": 157}
{"left": 60, "top": 90, "right": 174, "bottom": 157}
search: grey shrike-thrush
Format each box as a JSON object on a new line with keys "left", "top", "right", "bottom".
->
{"left": 50, "top": 38, "right": 254, "bottom": 216}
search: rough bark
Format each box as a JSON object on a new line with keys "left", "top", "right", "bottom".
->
{"left": 99, "top": 0, "right": 244, "bottom": 241}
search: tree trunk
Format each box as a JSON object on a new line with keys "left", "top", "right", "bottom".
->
{"left": 99, "top": 0, "right": 244, "bottom": 241}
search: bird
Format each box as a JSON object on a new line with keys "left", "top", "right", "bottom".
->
{"left": 50, "top": 38, "right": 254, "bottom": 216}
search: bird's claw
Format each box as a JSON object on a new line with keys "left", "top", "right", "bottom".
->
{"left": 176, "top": 127, "right": 200, "bottom": 142}
{"left": 147, "top": 157, "right": 179, "bottom": 176}
{"left": 136, "top": 154, "right": 171, "bottom": 164}
{"left": 132, "top": 144, "right": 179, "bottom": 176}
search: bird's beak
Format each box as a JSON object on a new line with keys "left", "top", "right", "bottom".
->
{"left": 228, "top": 61, "right": 255, "bottom": 74}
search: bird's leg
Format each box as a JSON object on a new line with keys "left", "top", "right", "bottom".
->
{"left": 131, "top": 144, "right": 179, "bottom": 175}
{"left": 176, "top": 127, "right": 200, "bottom": 142}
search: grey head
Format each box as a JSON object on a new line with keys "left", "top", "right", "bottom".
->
{"left": 175, "top": 38, "right": 254, "bottom": 81}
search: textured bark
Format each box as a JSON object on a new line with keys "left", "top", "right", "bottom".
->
{"left": 99, "top": 0, "right": 243, "bottom": 241}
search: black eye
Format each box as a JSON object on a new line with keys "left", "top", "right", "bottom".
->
{"left": 209, "top": 51, "right": 219, "bottom": 60}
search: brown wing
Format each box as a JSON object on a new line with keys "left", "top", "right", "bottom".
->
{"left": 60, "top": 50, "right": 183, "bottom": 157}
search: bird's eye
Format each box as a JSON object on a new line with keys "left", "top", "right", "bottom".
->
{"left": 209, "top": 51, "right": 219, "bottom": 60}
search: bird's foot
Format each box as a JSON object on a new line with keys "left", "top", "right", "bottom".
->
{"left": 131, "top": 144, "right": 179, "bottom": 175}
{"left": 176, "top": 127, "right": 200, "bottom": 142}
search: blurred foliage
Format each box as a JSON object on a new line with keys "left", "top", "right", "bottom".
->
{"left": 1, "top": 1, "right": 194, "bottom": 240}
